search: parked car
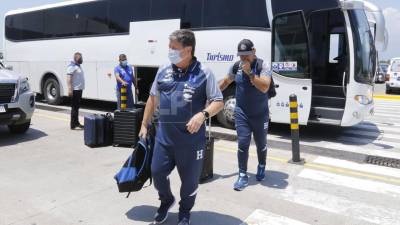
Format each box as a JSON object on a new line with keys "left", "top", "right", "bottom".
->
{"left": 0, "top": 62, "right": 35, "bottom": 133}
{"left": 375, "top": 66, "right": 385, "bottom": 83}
{"left": 386, "top": 58, "right": 400, "bottom": 94}
{"left": 380, "top": 63, "right": 389, "bottom": 74}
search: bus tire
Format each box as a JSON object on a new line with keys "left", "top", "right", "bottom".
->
{"left": 43, "top": 77, "right": 62, "bottom": 105}
{"left": 217, "top": 87, "right": 236, "bottom": 129}
{"left": 8, "top": 120, "right": 31, "bottom": 134}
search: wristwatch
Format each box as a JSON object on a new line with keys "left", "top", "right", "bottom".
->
{"left": 202, "top": 110, "right": 210, "bottom": 120}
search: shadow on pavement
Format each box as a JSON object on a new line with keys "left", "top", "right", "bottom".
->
{"left": 0, "top": 127, "right": 47, "bottom": 148}
{"left": 200, "top": 172, "right": 237, "bottom": 184}
{"left": 208, "top": 170, "right": 288, "bottom": 190}
{"left": 126, "top": 205, "right": 243, "bottom": 225}
{"left": 269, "top": 122, "right": 388, "bottom": 149}
{"left": 248, "top": 170, "right": 289, "bottom": 189}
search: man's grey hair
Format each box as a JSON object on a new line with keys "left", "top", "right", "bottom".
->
{"left": 169, "top": 29, "right": 196, "bottom": 56}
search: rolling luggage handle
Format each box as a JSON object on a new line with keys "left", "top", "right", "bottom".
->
{"left": 207, "top": 117, "right": 212, "bottom": 140}
{"left": 200, "top": 117, "right": 214, "bottom": 183}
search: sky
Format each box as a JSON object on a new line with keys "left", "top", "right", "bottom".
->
{"left": 0, "top": 0, "right": 399, "bottom": 60}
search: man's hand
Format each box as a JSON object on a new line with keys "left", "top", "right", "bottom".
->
{"left": 241, "top": 61, "right": 252, "bottom": 75}
{"left": 68, "top": 89, "right": 73, "bottom": 97}
{"left": 186, "top": 112, "right": 206, "bottom": 134}
{"left": 138, "top": 124, "right": 148, "bottom": 139}
{"left": 122, "top": 81, "right": 128, "bottom": 86}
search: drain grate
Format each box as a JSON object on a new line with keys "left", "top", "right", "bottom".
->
{"left": 365, "top": 155, "right": 400, "bottom": 169}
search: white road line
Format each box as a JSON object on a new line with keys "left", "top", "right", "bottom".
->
{"left": 342, "top": 129, "right": 400, "bottom": 140}
{"left": 320, "top": 143, "right": 400, "bottom": 159}
{"left": 362, "top": 120, "right": 400, "bottom": 127}
{"left": 298, "top": 169, "right": 400, "bottom": 197}
{"left": 313, "top": 156, "right": 400, "bottom": 179}
{"left": 241, "top": 209, "right": 310, "bottom": 225}
{"left": 369, "top": 117, "right": 400, "bottom": 124}
{"left": 354, "top": 124, "right": 400, "bottom": 133}
{"left": 374, "top": 113, "right": 400, "bottom": 119}
{"left": 337, "top": 136, "right": 400, "bottom": 149}
{"left": 277, "top": 186, "right": 400, "bottom": 225}
{"left": 374, "top": 111, "right": 400, "bottom": 116}
{"left": 267, "top": 135, "right": 400, "bottom": 160}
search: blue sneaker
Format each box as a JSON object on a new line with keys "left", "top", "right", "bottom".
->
{"left": 234, "top": 173, "right": 249, "bottom": 191}
{"left": 177, "top": 217, "right": 191, "bottom": 225}
{"left": 256, "top": 164, "right": 266, "bottom": 181}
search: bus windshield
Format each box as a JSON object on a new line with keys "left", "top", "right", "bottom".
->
{"left": 349, "top": 9, "right": 376, "bottom": 85}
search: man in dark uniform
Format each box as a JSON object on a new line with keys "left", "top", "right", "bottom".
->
{"left": 139, "top": 29, "right": 223, "bottom": 225}
{"left": 219, "top": 39, "right": 272, "bottom": 191}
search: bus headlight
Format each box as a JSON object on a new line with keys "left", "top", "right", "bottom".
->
{"left": 355, "top": 95, "right": 372, "bottom": 105}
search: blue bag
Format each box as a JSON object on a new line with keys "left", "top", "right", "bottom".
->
{"left": 114, "top": 137, "right": 153, "bottom": 198}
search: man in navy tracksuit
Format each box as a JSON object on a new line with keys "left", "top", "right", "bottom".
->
{"left": 219, "top": 39, "right": 272, "bottom": 191}
{"left": 139, "top": 29, "right": 223, "bottom": 225}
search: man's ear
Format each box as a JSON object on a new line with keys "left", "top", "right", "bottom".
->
{"left": 186, "top": 46, "right": 193, "bottom": 55}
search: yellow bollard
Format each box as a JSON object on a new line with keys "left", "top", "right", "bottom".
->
{"left": 120, "top": 86, "right": 127, "bottom": 110}
{"left": 289, "top": 94, "right": 304, "bottom": 164}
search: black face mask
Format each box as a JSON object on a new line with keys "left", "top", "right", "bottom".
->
{"left": 77, "top": 58, "right": 83, "bottom": 65}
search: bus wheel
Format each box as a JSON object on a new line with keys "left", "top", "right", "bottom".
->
{"left": 217, "top": 87, "right": 236, "bottom": 129}
{"left": 43, "top": 78, "right": 62, "bottom": 105}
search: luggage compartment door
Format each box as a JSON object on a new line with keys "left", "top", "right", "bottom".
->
{"left": 129, "top": 19, "right": 181, "bottom": 67}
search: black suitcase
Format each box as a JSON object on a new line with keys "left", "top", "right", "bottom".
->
{"left": 113, "top": 109, "right": 144, "bottom": 147}
{"left": 84, "top": 114, "right": 105, "bottom": 147}
{"left": 200, "top": 119, "right": 214, "bottom": 184}
{"left": 102, "top": 113, "right": 114, "bottom": 146}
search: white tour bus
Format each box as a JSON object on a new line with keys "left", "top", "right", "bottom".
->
{"left": 3, "top": 0, "right": 385, "bottom": 128}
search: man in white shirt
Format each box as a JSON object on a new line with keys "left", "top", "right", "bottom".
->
{"left": 66, "top": 52, "right": 85, "bottom": 130}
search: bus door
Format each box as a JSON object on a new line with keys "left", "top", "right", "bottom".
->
{"left": 270, "top": 11, "right": 312, "bottom": 125}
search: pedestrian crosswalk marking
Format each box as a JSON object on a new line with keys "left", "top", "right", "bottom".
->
{"left": 298, "top": 169, "right": 400, "bottom": 197}
{"left": 313, "top": 156, "right": 400, "bottom": 179}
{"left": 214, "top": 143, "right": 400, "bottom": 185}
{"left": 342, "top": 129, "right": 400, "bottom": 140}
{"left": 337, "top": 136, "right": 400, "bottom": 149}
{"left": 241, "top": 209, "right": 310, "bottom": 225}
{"left": 277, "top": 187, "right": 400, "bottom": 225}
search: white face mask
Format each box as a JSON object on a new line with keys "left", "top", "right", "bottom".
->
{"left": 168, "top": 48, "right": 183, "bottom": 65}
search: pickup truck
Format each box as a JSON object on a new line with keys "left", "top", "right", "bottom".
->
{"left": 0, "top": 62, "right": 35, "bottom": 133}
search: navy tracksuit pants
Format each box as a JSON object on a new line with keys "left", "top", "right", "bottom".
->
{"left": 151, "top": 140, "right": 204, "bottom": 220}
{"left": 235, "top": 107, "right": 269, "bottom": 173}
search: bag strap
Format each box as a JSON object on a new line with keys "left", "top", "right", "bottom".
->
{"left": 232, "top": 61, "right": 241, "bottom": 75}
{"left": 256, "top": 58, "right": 264, "bottom": 74}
